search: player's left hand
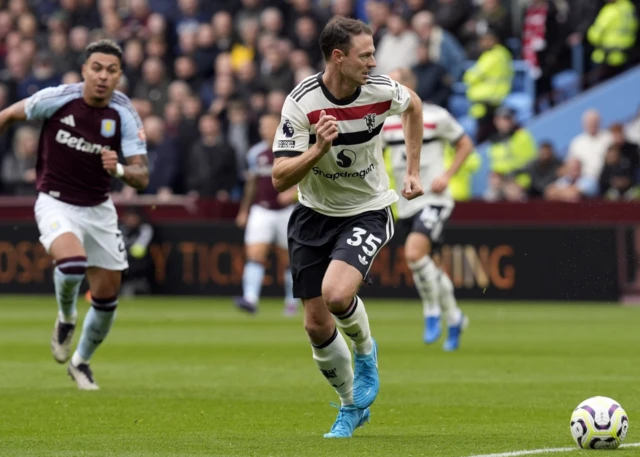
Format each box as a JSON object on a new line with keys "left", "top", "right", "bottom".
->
{"left": 101, "top": 148, "right": 119, "bottom": 175}
{"left": 402, "top": 174, "right": 424, "bottom": 200}
{"left": 431, "top": 174, "right": 450, "bottom": 194}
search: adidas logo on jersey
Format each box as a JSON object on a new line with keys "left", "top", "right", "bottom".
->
{"left": 60, "top": 115, "right": 76, "bottom": 127}
{"left": 55, "top": 129, "right": 108, "bottom": 154}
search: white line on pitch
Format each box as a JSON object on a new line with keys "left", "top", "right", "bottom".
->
{"left": 466, "top": 442, "right": 640, "bottom": 457}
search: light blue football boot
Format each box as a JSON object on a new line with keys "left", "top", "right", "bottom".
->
{"left": 353, "top": 338, "right": 379, "bottom": 409}
{"left": 443, "top": 314, "right": 469, "bottom": 352}
{"left": 423, "top": 316, "right": 442, "bottom": 344}
{"left": 324, "top": 403, "right": 371, "bottom": 438}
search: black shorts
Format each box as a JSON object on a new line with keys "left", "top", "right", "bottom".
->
{"left": 287, "top": 203, "right": 395, "bottom": 299}
{"left": 396, "top": 204, "right": 453, "bottom": 252}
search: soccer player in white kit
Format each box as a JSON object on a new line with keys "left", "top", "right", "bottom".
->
{"left": 382, "top": 67, "right": 475, "bottom": 351}
{"left": 272, "top": 18, "right": 425, "bottom": 437}
{"left": 234, "top": 113, "right": 299, "bottom": 315}
{"left": 0, "top": 40, "right": 148, "bottom": 389}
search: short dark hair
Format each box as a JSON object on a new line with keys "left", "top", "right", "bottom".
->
{"left": 85, "top": 39, "right": 123, "bottom": 64}
{"left": 319, "top": 16, "right": 372, "bottom": 61}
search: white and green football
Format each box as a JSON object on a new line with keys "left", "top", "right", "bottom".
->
{"left": 570, "top": 396, "right": 629, "bottom": 449}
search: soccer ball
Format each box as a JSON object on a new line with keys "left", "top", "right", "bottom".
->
{"left": 570, "top": 396, "right": 629, "bottom": 449}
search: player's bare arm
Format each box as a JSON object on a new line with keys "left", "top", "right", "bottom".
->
{"left": 431, "top": 134, "right": 474, "bottom": 193}
{"left": 236, "top": 174, "right": 257, "bottom": 228}
{"left": 272, "top": 111, "right": 338, "bottom": 192}
{"left": 102, "top": 150, "right": 149, "bottom": 190}
{"left": 0, "top": 100, "right": 27, "bottom": 132}
{"left": 401, "top": 88, "right": 425, "bottom": 200}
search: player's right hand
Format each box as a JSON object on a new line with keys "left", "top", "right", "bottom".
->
{"left": 316, "top": 110, "right": 338, "bottom": 154}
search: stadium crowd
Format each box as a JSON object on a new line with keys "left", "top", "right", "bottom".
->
{"left": 0, "top": 0, "right": 639, "bottom": 202}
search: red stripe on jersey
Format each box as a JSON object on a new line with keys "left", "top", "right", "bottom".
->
{"left": 307, "top": 100, "right": 392, "bottom": 125}
{"left": 383, "top": 122, "right": 437, "bottom": 131}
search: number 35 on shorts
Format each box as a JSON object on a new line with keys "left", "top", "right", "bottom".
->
{"left": 346, "top": 227, "right": 382, "bottom": 266}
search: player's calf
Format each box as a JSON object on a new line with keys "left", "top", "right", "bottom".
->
{"left": 50, "top": 256, "right": 87, "bottom": 363}
{"left": 69, "top": 295, "right": 117, "bottom": 390}
{"left": 407, "top": 255, "right": 442, "bottom": 343}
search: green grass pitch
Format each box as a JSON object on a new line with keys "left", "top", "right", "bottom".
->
{"left": 1, "top": 296, "right": 639, "bottom": 457}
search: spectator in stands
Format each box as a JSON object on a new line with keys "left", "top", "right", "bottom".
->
{"left": 374, "top": 12, "right": 419, "bottom": 75}
{"left": 599, "top": 144, "right": 640, "bottom": 200}
{"left": 460, "top": 0, "right": 511, "bottom": 60}
{"left": 226, "top": 99, "right": 260, "bottom": 181}
{"left": 483, "top": 107, "right": 537, "bottom": 201}
{"left": 463, "top": 30, "right": 513, "bottom": 143}
{"left": 508, "top": 141, "right": 563, "bottom": 199}
{"left": 186, "top": 114, "right": 238, "bottom": 201}
{"left": 411, "top": 41, "right": 451, "bottom": 108}
{"left": 587, "top": 0, "right": 638, "bottom": 85}
{"left": 566, "top": 0, "right": 603, "bottom": 83}
{"left": 260, "top": 43, "right": 295, "bottom": 93}
{"left": 133, "top": 57, "right": 170, "bottom": 116}
{"left": 19, "top": 50, "right": 61, "bottom": 98}
{"left": 411, "top": 10, "right": 466, "bottom": 80}
{"left": 625, "top": 107, "right": 640, "bottom": 145}
{"left": 1, "top": 125, "right": 38, "bottom": 196}
{"left": 609, "top": 123, "right": 640, "bottom": 175}
{"left": 432, "top": 0, "right": 474, "bottom": 44}
{"left": 522, "top": 0, "right": 570, "bottom": 113}
{"left": 141, "top": 115, "right": 180, "bottom": 197}
{"left": 566, "top": 109, "right": 612, "bottom": 180}
{"left": 445, "top": 143, "right": 482, "bottom": 201}
{"left": 545, "top": 157, "right": 598, "bottom": 201}
{"left": 365, "top": 0, "right": 391, "bottom": 47}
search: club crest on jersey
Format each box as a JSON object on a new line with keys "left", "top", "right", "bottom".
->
{"left": 282, "top": 118, "right": 294, "bottom": 138}
{"left": 363, "top": 113, "right": 376, "bottom": 133}
{"left": 101, "top": 119, "right": 116, "bottom": 138}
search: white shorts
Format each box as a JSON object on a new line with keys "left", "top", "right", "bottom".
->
{"left": 244, "top": 204, "right": 293, "bottom": 249}
{"left": 34, "top": 192, "right": 129, "bottom": 271}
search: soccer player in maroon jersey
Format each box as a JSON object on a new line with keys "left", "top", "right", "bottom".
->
{"left": 234, "top": 113, "right": 299, "bottom": 316}
{"left": 0, "top": 40, "right": 149, "bottom": 390}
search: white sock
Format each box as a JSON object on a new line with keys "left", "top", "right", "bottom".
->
{"left": 53, "top": 257, "right": 87, "bottom": 323}
{"left": 333, "top": 296, "right": 373, "bottom": 355}
{"left": 438, "top": 270, "right": 462, "bottom": 326}
{"left": 283, "top": 268, "right": 296, "bottom": 305}
{"left": 311, "top": 328, "right": 354, "bottom": 406}
{"left": 408, "top": 256, "right": 441, "bottom": 318}
{"left": 242, "top": 261, "right": 264, "bottom": 305}
{"left": 76, "top": 298, "right": 117, "bottom": 362}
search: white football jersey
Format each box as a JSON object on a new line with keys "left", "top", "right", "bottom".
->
{"left": 382, "top": 103, "right": 465, "bottom": 219}
{"left": 272, "top": 73, "right": 411, "bottom": 217}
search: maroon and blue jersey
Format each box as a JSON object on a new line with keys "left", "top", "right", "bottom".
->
{"left": 25, "top": 83, "right": 147, "bottom": 206}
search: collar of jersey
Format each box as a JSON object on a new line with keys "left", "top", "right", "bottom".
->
{"left": 317, "top": 72, "right": 362, "bottom": 106}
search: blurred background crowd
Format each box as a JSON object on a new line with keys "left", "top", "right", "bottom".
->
{"left": 0, "top": 0, "right": 639, "bottom": 203}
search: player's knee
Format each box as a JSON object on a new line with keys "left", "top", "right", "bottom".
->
{"left": 322, "top": 288, "right": 353, "bottom": 313}
{"left": 405, "top": 245, "right": 430, "bottom": 265}
{"left": 303, "top": 313, "right": 333, "bottom": 342}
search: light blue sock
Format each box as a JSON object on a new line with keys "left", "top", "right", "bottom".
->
{"left": 284, "top": 268, "right": 295, "bottom": 303}
{"left": 75, "top": 299, "right": 117, "bottom": 363}
{"left": 53, "top": 257, "right": 87, "bottom": 323}
{"left": 243, "top": 261, "right": 265, "bottom": 304}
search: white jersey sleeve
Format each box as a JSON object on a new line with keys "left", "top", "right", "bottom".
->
{"left": 272, "top": 97, "right": 310, "bottom": 158}
{"left": 435, "top": 109, "right": 466, "bottom": 144}
{"left": 109, "top": 92, "right": 147, "bottom": 157}
{"left": 387, "top": 77, "right": 412, "bottom": 116}
{"left": 25, "top": 83, "right": 83, "bottom": 120}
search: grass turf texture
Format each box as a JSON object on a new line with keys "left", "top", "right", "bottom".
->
{"left": 0, "top": 296, "right": 639, "bottom": 457}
